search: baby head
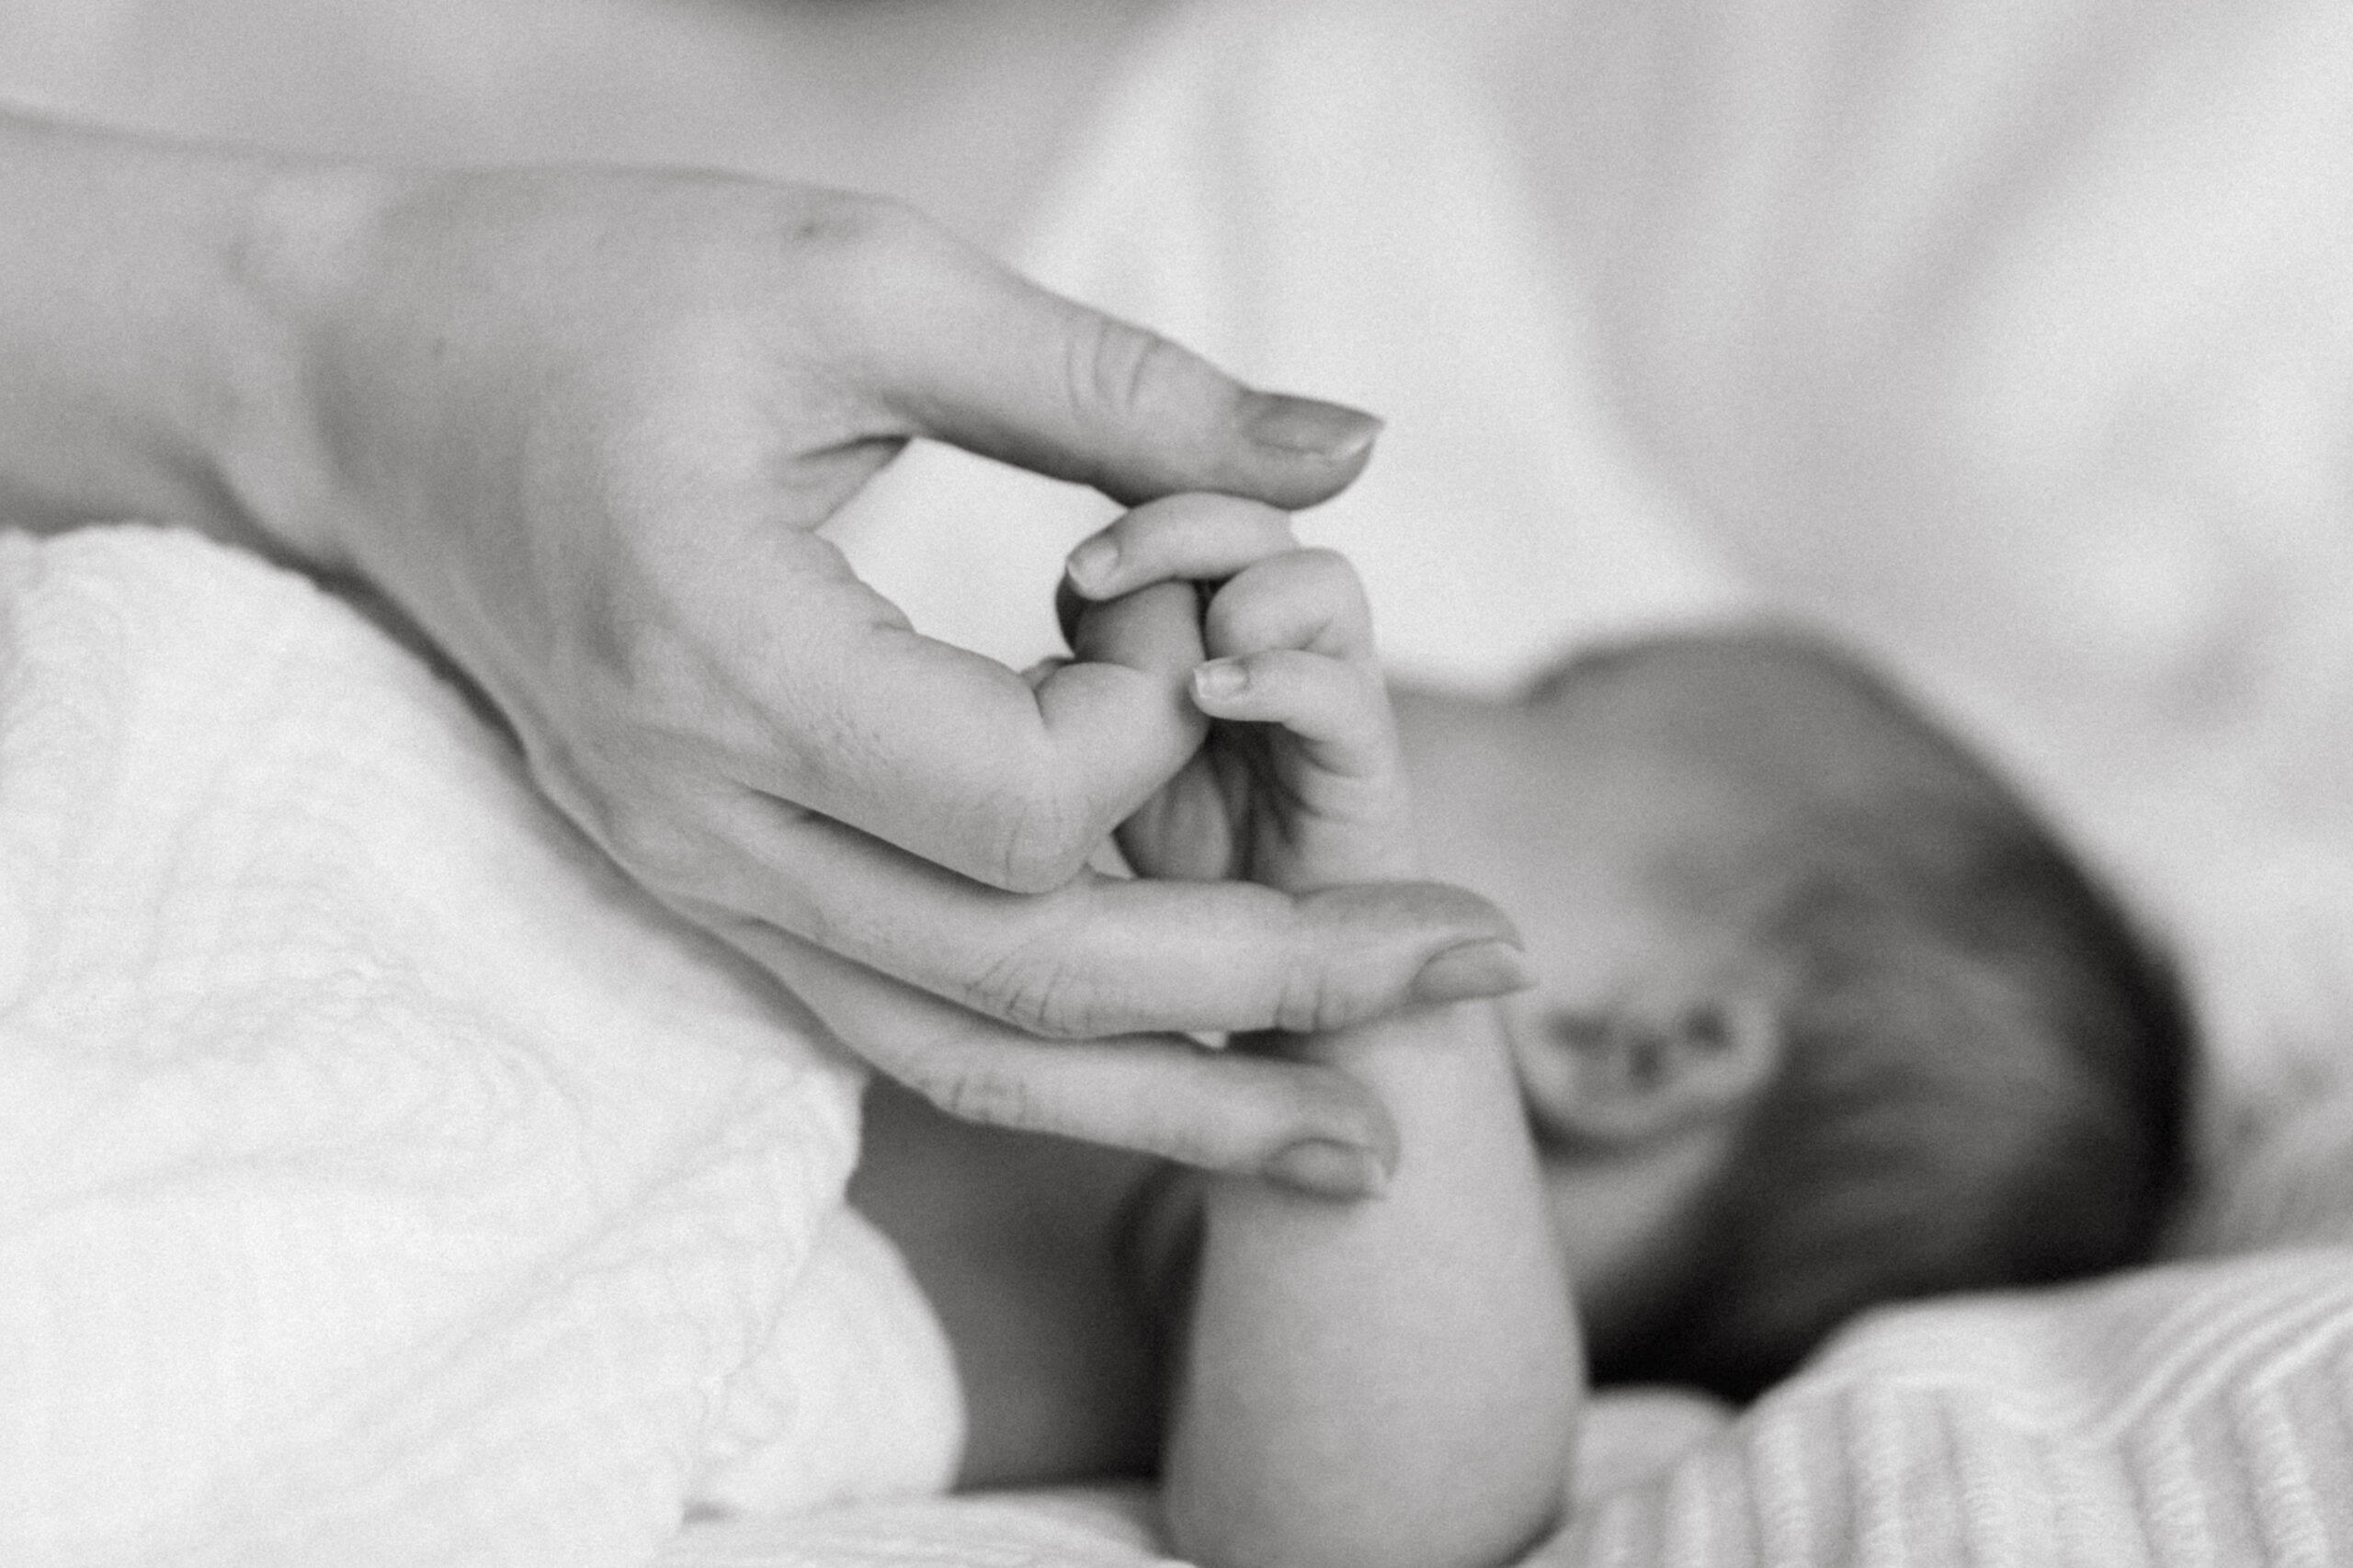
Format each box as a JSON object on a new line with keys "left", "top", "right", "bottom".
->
{"left": 1394, "top": 627, "right": 2192, "bottom": 1400}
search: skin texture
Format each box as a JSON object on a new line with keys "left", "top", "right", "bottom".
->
{"left": 851, "top": 607, "right": 1840, "bottom": 1560}
{"left": 0, "top": 108, "right": 1533, "bottom": 1182}
{"left": 1065, "top": 507, "right": 1578, "bottom": 1568}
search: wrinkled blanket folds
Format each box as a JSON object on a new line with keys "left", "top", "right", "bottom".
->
{"left": 0, "top": 527, "right": 961, "bottom": 1568}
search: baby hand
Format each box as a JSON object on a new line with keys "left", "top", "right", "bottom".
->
{"left": 1061, "top": 496, "right": 1417, "bottom": 896}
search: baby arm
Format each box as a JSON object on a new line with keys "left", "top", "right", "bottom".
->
{"left": 1065, "top": 501, "right": 1583, "bottom": 1568}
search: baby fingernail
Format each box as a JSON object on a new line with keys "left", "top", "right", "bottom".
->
{"left": 1064, "top": 536, "right": 1120, "bottom": 595}
{"left": 1263, "top": 1139, "right": 1390, "bottom": 1199}
{"left": 1245, "top": 396, "right": 1384, "bottom": 462}
{"left": 1410, "top": 938, "right": 1535, "bottom": 1006}
{"left": 1194, "top": 659, "right": 1248, "bottom": 699}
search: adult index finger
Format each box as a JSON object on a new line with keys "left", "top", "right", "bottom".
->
{"left": 671, "top": 796, "right": 1533, "bottom": 1040}
{"left": 709, "top": 915, "right": 1397, "bottom": 1195}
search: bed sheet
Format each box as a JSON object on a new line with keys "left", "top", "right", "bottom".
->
{"left": 659, "top": 1392, "right": 1735, "bottom": 1568}
{"left": 663, "top": 1249, "right": 2353, "bottom": 1568}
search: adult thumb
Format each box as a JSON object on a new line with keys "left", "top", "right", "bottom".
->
{"left": 854, "top": 221, "right": 1382, "bottom": 509}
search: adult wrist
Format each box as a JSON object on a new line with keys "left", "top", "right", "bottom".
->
{"left": 0, "top": 109, "right": 365, "bottom": 567}
{"left": 204, "top": 153, "right": 385, "bottom": 572}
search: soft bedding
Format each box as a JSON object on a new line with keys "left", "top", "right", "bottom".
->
{"left": 0, "top": 528, "right": 961, "bottom": 1566}
{"left": 8, "top": 0, "right": 2353, "bottom": 1565}
{"left": 661, "top": 1251, "right": 2353, "bottom": 1566}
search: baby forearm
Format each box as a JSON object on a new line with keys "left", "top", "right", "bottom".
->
{"left": 1162, "top": 1001, "right": 1582, "bottom": 1568}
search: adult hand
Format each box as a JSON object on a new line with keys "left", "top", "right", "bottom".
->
{"left": 2, "top": 123, "right": 1529, "bottom": 1187}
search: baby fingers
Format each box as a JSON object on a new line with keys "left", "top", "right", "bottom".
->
{"left": 1062, "top": 494, "right": 1300, "bottom": 602}
{"left": 1192, "top": 649, "right": 1396, "bottom": 783}
{"left": 1201, "top": 548, "right": 1374, "bottom": 665}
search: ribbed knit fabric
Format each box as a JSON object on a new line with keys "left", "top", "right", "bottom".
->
{"left": 659, "top": 1250, "right": 2353, "bottom": 1566}
{"left": 1550, "top": 1251, "right": 2353, "bottom": 1566}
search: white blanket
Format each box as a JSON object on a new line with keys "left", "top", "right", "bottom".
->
{"left": 0, "top": 527, "right": 961, "bottom": 1567}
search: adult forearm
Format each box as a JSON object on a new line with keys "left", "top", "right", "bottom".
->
{"left": 0, "top": 108, "right": 343, "bottom": 561}
{"left": 1163, "top": 1005, "right": 1582, "bottom": 1568}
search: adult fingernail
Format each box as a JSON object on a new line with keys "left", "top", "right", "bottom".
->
{"left": 1245, "top": 396, "right": 1384, "bottom": 462}
{"left": 1065, "top": 535, "right": 1120, "bottom": 595}
{"left": 1410, "top": 938, "right": 1535, "bottom": 1006}
{"left": 1263, "top": 1139, "right": 1390, "bottom": 1199}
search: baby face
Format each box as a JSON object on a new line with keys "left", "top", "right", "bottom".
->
{"left": 1390, "top": 672, "right": 1788, "bottom": 1351}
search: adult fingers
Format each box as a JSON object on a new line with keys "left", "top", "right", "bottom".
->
{"left": 711, "top": 543, "right": 1201, "bottom": 893}
{"left": 839, "top": 212, "right": 1381, "bottom": 510}
{"left": 718, "top": 535, "right": 1205, "bottom": 897}
{"left": 716, "top": 916, "right": 1399, "bottom": 1195}
{"left": 663, "top": 802, "right": 1528, "bottom": 1040}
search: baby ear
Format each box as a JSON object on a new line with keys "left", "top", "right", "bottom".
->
{"left": 1514, "top": 985, "right": 1783, "bottom": 1150}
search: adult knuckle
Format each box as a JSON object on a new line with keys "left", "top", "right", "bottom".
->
{"left": 597, "top": 796, "right": 720, "bottom": 896}
{"left": 927, "top": 1062, "right": 1038, "bottom": 1131}
{"left": 1272, "top": 953, "right": 1348, "bottom": 1036}
{"left": 985, "top": 781, "right": 1098, "bottom": 895}
{"left": 1066, "top": 318, "right": 1192, "bottom": 439}
{"left": 534, "top": 756, "right": 716, "bottom": 903}
{"left": 970, "top": 938, "right": 1105, "bottom": 1040}
{"left": 526, "top": 744, "right": 662, "bottom": 869}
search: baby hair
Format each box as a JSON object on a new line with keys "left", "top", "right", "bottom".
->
{"left": 1561, "top": 630, "right": 2194, "bottom": 1401}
